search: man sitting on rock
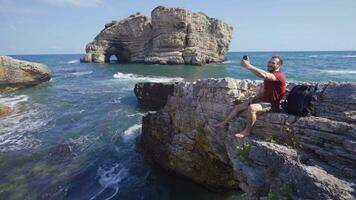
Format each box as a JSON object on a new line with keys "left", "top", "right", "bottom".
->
{"left": 214, "top": 56, "right": 287, "bottom": 138}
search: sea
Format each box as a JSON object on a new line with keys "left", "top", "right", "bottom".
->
{"left": 0, "top": 51, "right": 355, "bottom": 199}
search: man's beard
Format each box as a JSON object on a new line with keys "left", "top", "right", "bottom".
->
{"left": 267, "top": 66, "right": 275, "bottom": 72}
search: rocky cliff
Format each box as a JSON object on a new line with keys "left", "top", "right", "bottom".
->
{"left": 136, "top": 78, "right": 356, "bottom": 200}
{"left": 0, "top": 55, "right": 51, "bottom": 92}
{"left": 81, "top": 6, "right": 233, "bottom": 65}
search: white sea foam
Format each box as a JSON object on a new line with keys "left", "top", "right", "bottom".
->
{"left": 67, "top": 59, "right": 79, "bottom": 64}
{"left": 113, "top": 72, "right": 183, "bottom": 82}
{"left": 319, "top": 70, "right": 356, "bottom": 74}
{"left": 123, "top": 124, "right": 141, "bottom": 136}
{"left": 0, "top": 95, "right": 28, "bottom": 108}
{"left": 113, "top": 97, "right": 122, "bottom": 103}
{"left": 70, "top": 71, "right": 93, "bottom": 76}
{"left": 127, "top": 113, "right": 145, "bottom": 117}
{"left": 309, "top": 54, "right": 356, "bottom": 58}
{"left": 342, "top": 55, "right": 356, "bottom": 58}
{"left": 0, "top": 95, "right": 51, "bottom": 152}
{"left": 222, "top": 60, "right": 234, "bottom": 64}
{"left": 121, "top": 124, "right": 142, "bottom": 143}
{"left": 90, "top": 163, "right": 129, "bottom": 200}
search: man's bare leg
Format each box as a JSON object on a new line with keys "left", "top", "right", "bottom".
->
{"left": 235, "top": 104, "right": 265, "bottom": 138}
{"left": 214, "top": 100, "right": 250, "bottom": 128}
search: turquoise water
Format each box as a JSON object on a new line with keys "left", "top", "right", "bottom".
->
{"left": 0, "top": 51, "right": 355, "bottom": 199}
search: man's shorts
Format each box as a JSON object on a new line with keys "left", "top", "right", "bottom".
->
{"left": 247, "top": 97, "right": 272, "bottom": 112}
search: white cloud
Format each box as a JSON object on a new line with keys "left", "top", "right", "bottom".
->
{"left": 46, "top": 0, "right": 103, "bottom": 7}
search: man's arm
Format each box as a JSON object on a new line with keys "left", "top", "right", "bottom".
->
{"left": 241, "top": 60, "right": 277, "bottom": 81}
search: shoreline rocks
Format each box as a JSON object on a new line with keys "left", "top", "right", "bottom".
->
{"left": 0, "top": 55, "right": 51, "bottom": 92}
{"left": 136, "top": 78, "right": 356, "bottom": 199}
{"left": 81, "top": 6, "right": 233, "bottom": 65}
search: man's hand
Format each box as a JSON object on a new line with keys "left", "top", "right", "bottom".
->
{"left": 240, "top": 60, "right": 277, "bottom": 81}
{"left": 241, "top": 59, "right": 251, "bottom": 68}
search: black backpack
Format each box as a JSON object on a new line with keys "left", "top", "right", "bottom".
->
{"left": 281, "top": 85, "right": 317, "bottom": 116}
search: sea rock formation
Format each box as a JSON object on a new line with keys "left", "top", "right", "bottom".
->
{"left": 81, "top": 6, "right": 233, "bottom": 65}
{"left": 136, "top": 78, "right": 356, "bottom": 200}
{"left": 0, "top": 55, "right": 51, "bottom": 92}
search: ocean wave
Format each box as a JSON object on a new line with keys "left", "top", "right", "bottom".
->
{"left": 0, "top": 95, "right": 51, "bottom": 152}
{"left": 0, "top": 95, "right": 28, "bottom": 108}
{"left": 113, "top": 72, "right": 183, "bottom": 82}
{"left": 308, "top": 54, "right": 334, "bottom": 58}
{"left": 67, "top": 59, "right": 79, "bottom": 64}
{"left": 70, "top": 71, "right": 93, "bottom": 76}
{"left": 90, "top": 163, "right": 129, "bottom": 200}
{"left": 123, "top": 124, "right": 141, "bottom": 135}
{"left": 113, "top": 97, "right": 122, "bottom": 104}
{"left": 319, "top": 70, "right": 356, "bottom": 74}
{"left": 342, "top": 55, "right": 356, "bottom": 58}
{"left": 223, "top": 60, "right": 235, "bottom": 64}
{"left": 127, "top": 113, "right": 145, "bottom": 117}
{"left": 308, "top": 54, "right": 356, "bottom": 58}
{"left": 121, "top": 124, "right": 142, "bottom": 143}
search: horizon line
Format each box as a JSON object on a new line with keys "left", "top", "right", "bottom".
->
{"left": 4, "top": 49, "right": 356, "bottom": 56}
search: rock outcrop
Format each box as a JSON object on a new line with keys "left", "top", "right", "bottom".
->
{"left": 137, "top": 78, "right": 356, "bottom": 200}
{"left": 134, "top": 82, "right": 180, "bottom": 110}
{"left": 81, "top": 6, "right": 233, "bottom": 65}
{"left": 0, "top": 56, "right": 51, "bottom": 92}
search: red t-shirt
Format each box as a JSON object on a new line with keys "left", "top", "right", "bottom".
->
{"left": 260, "top": 71, "right": 287, "bottom": 107}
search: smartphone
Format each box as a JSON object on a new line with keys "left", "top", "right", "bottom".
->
{"left": 243, "top": 55, "right": 249, "bottom": 61}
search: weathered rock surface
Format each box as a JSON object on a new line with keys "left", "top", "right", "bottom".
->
{"left": 137, "top": 78, "right": 356, "bottom": 200}
{"left": 0, "top": 55, "right": 51, "bottom": 92}
{"left": 134, "top": 82, "right": 180, "bottom": 110}
{"left": 81, "top": 6, "right": 233, "bottom": 65}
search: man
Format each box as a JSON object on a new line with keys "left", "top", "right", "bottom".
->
{"left": 214, "top": 56, "right": 287, "bottom": 138}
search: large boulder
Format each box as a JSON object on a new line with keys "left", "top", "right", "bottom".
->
{"left": 0, "top": 55, "right": 51, "bottom": 92}
{"left": 137, "top": 78, "right": 356, "bottom": 200}
{"left": 81, "top": 6, "right": 233, "bottom": 65}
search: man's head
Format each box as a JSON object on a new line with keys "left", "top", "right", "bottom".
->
{"left": 267, "top": 56, "right": 283, "bottom": 72}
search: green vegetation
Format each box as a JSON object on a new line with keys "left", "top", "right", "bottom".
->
{"left": 268, "top": 192, "right": 279, "bottom": 200}
{"left": 265, "top": 128, "right": 299, "bottom": 149}
{"left": 328, "top": 80, "right": 336, "bottom": 86}
{"left": 349, "top": 111, "right": 356, "bottom": 116}
{"left": 235, "top": 95, "right": 247, "bottom": 104}
{"left": 281, "top": 183, "right": 296, "bottom": 195}
{"left": 284, "top": 127, "right": 299, "bottom": 149}
{"left": 335, "top": 169, "right": 354, "bottom": 178}
{"left": 236, "top": 142, "right": 252, "bottom": 162}
{"left": 266, "top": 135, "right": 277, "bottom": 144}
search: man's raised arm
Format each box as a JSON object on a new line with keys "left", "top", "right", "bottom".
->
{"left": 240, "top": 60, "right": 276, "bottom": 81}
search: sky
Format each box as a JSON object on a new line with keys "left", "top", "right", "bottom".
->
{"left": 0, "top": 0, "right": 355, "bottom": 55}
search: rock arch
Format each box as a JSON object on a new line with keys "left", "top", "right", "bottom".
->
{"left": 81, "top": 6, "right": 233, "bottom": 65}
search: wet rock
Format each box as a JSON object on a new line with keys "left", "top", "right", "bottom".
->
{"left": 0, "top": 55, "right": 51, "bottom": 92}
{"left": 81, "top": 6, "right": 233, "bottom": 65}
{"left": 138, "top": 78, "right": 356, "bottom": 199}
{"left": 50, "top": 143, "right": 73, "bottom": 160}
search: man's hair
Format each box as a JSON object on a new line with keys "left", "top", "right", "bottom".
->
{"left": 271, "top": 56, "right": 283, "bottom": 66}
